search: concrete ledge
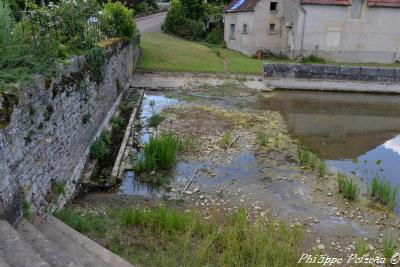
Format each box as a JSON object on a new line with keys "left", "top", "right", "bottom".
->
{"left": 265, "top": 78, "right": 400, "bottom": 94}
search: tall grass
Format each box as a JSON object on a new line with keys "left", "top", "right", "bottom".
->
{"left": 135, "top": 133, "right": 180, "bottom": 172}
{"left": 369, "top": 175, "right": 398, "bottom": 210}
{"left": 109, "top": 205, "right": 304, "bottom": 267}
{"left": 337, "top": 173, "right": 359, "bottom": 201}
{"left": 219, "top": 131, "right": 232, "bottom": 149}
{"left": 383, "top": 237, "right": 397, "bottom": 259}
{"left": 54, "top": 209, "right": 107, "bottom": 237}
{"left": 256, "top": 131, "right": 268, "bottom": 147}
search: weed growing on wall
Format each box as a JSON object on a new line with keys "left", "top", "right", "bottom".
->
{"left": 90, "top": 132, "right": 112, "bottom": 160}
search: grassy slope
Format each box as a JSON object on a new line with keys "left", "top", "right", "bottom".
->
{"left": 140, "top": 32, "right": 225, "bottom": 73}
{"left": 140, "top": 32, "right": 266, "bottom": 74}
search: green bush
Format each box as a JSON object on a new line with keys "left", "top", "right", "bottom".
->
{"left": 338, "top": 173, "right": 359, "bottom": 201}
{"left": 90, "top": 132, "right": 111, "bottom": 160}
{"left": 162, "top": 2, "right": 205, "bottom": 40}
{"left": 206, "top": 27, "right": 222, "bottom": 44}
{"left": 101, "top": 2, "right": 136, "bottom": 40}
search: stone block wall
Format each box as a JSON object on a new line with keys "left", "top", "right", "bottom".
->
{"left": 0, "top": 36, "right": 140, "bottom": 224}
{"left": 264, "top": 63, "right": 400, "bottom": 82}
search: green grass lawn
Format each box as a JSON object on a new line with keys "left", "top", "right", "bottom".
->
{"left": 140, "top": 32, "right": 225, "bottom": 73}
{"left": 140, "top": 32, "right": 267, "bottom": 74}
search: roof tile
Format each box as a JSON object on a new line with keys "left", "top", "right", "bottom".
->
{"left": 368, "top": 0, "right": 400, "bottom": 7}
{"left": 300, "top": 0, "right": 351, "bottom": 5}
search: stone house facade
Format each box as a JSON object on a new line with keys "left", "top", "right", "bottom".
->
{"left": 223, "top": 0, "right": 400, "bottom": 63}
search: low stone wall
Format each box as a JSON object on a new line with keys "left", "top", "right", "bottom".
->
{"left": 264, "top": 63, "right": 400, "bottom": 82}
{"left": 0, "top": 35, "right": 140, "bottom": 224}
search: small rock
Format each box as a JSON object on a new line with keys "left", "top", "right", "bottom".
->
{"left": 192, "top": 188, "right": 200, "bottom": 193}
{"left": 318, "top": 244, "right": 325, "bottom": 250}
{"left": 327, "top": 192, "right": 332, "bottom": 197}
{"left": 184, "top": 190, "right": 193, "bottom": 195}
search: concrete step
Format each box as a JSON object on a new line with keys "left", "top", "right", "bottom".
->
{"left": 0, "top": 252, "right": 9, "bottom": 267}
{"left": 0, "top": 220, "right": 50, "bottom": 267}
{"left": 35, "top": 219, "right": 108, "bottom": 267}
{"left": 45, "top": 216, "right": 134, "bottom": 267}
{"left": 18, "top": 219, "right": 84, "bottom": 267}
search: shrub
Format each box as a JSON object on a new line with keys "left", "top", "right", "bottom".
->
{"left": 338, "top": 173, "right": 359, "bottom": 201}
{"left": 369, "top": 175, "right": 398, "bottom": 210}
{"left": 101, "top": 2, "right": 137, "bottom": 40}
{"left": 90, "top": 132, "right": 111, "bottom": 160}
{"left": 148, "top": 114, "right": 165, "bottom": 128}
{"left": 135, "top": 133, "right": 180, "bottom": 172}
{"left": 206, "top": 27, "right": 222, "bottom": 44}
{"left": 162, "top": 2, "right": 205, "bottom": 40}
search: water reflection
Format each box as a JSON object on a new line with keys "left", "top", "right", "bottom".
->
{"left": 257, "top": 90, "right": 400, "bottom": 211}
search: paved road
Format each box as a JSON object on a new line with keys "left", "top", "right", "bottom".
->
{"left": 135, "top": 12, "right": 167, "bottom": 33}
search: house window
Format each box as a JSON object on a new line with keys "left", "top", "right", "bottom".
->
{"left": 350, "top": 0, "right": 364, "bottom": 19}
{"left": 269, "top": 23, "right": 276, "bottom": 33}
{"left": 229, "top": 24, "right": 236, "bottom": 39}
{"left": 270, "top": 2, "right": 278, "bottom": 11}
{"left": 242, "top": 24, "right": 248, "bottom": 34}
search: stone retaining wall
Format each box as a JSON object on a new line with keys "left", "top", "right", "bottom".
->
{"left": 264, "top": 63, "right": 400, "bottom": 82}
{"left": 0, "top": 35, "right": 140, "bottom": 224}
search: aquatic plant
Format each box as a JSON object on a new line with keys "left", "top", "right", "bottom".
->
{"left": 256, "top": 131, "right": 268, "bottom": 147}
{"left": 369, "top": 175, "right": 398, "bottom": 210}
{"left": 383, "top": 236, "right": 397, "bottom": 259}
{"left": 148, "top": 114, "right": 165, "bottom": 128}
{"left": 317, "top": 160, "right": 327, "bottom": 177}
{"left": 219, "top": 130, "right": 232, "bottom": 149}
{"left": 297, "top": 145, "right": 324, "bottom": 174}
{"left": 337, "top": 173, "right": 359, "bottom": 201}
{"left": 135, "top": 133, "right": 180, "bottom": 172}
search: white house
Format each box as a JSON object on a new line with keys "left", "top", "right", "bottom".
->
{"left": 223, "top": 0, "right": 400, "bottom": 63}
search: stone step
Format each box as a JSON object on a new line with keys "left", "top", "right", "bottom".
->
{"left": 35, "top": 219, "right": 108, "bottom": 267}
{"left": 0, "top": 220, "right": 50, "bottom": 267}
{"left": 18, "top": 219, "right": 84, "bottom": 267}
{"left": 0, "top": 252, "right": 9, "bottom": 267}
{"left": 45, "top": 216, "right": 134, "bottom": 267}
